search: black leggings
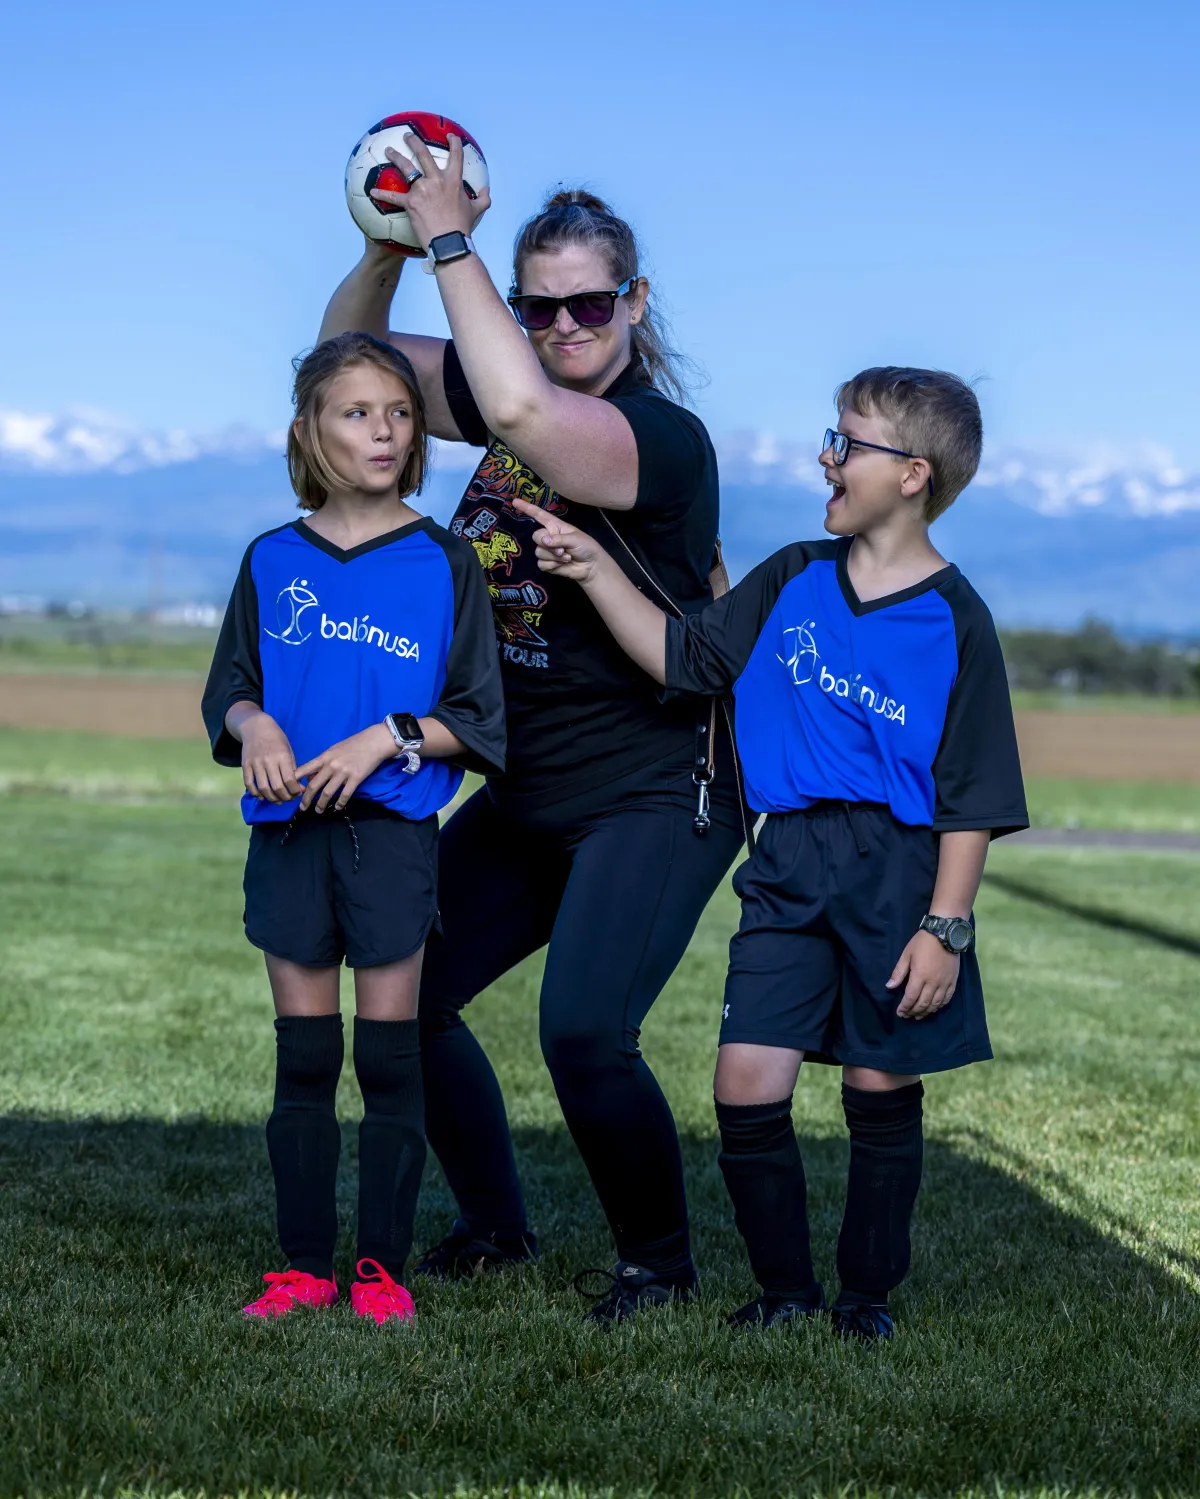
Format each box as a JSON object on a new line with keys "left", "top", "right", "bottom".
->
{"left": 419, "top": 763, "right": 744, "bottom": 1272}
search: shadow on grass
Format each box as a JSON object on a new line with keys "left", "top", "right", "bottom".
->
{"left": 2, "top": 1114, "right": 1198, "bottom": 1498}
{"left": 983, "top": 869, "right": 1200, "bottom": 957}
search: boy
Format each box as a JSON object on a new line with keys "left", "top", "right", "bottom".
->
{"left": 513, "top": 367, "right": 1027, "bottom": 1340}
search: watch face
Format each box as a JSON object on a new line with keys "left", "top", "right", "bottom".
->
{"left": 393, "top": 713, "right": 423, "bottom": 743}
{"left": 947, "top": 920, "right": 973, "bottom": 953}
{"left": 432, "top": 231, "right": 468, "bottom": 260}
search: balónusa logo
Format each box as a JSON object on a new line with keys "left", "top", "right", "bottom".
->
{"left": 778, "top": 619, "right": 907, "bottom": 724}
{"left": 777, "top": 619, "right": 820, "bottom": 685}
{"left": 265, "top": 577, "right": 319, "bottom": 645}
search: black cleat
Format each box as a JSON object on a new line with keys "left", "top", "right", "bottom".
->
{"left": 726, "top": 1286, "right": 826, "bottom": 1329}
{"left": 574, "top": 1261, "right": 699, "bottom": 1325}
{"left": 831, "top": 1296, "right": 893, "bottom": 1342}
{"left": 413, "top": 1223, "right": 539, "bottom": 1281}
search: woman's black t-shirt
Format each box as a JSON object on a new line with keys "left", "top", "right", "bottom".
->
{"left": 442, "top": 342, "right": 720, "bottom": 806}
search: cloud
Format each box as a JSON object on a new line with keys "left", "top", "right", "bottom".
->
{"left": 4, "top": 409, "right": 1199, "bottom": 519}
{"left": 0, "top": 408, "right": 284, "bottom": 474}
{"left": 714, "top": 430, "right": 1200, "bottom": 518}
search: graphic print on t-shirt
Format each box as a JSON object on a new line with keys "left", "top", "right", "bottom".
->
{"left": 448, "top": 439, "right": 569, "bottom": 667}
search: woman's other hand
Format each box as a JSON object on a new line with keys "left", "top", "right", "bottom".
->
{"left": 237, "top": 709, "right": 303, "bottom": 803}
{"left": 371, "top": 133, "right": 492, "bottom": 249}
{"left": 511, "top": 500, "right": 605, "bottom": 583}
{"left": 295, "top": 724, "right": 398, "bottom": 814}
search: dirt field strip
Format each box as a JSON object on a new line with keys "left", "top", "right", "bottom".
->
{"left": 0, "top": 673, "right": 205, "bottom": 739}
{"left": 2, "top": 673, "right": 1199, "bottom": 782}
{"left": 1012, "top": 710, "right": 1200, "bottom": 782}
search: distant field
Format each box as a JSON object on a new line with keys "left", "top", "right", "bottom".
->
{"left": 0, "top": 622, "right": 217, "bottom": 677}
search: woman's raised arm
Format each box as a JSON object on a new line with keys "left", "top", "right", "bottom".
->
{"left": 384, "top": 135, "right": 642, "bottom": 510}
{"left": 317, "top": 244, "right": 465, "bottom": 442}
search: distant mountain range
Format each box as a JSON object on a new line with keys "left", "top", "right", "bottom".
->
{"left": 2, "top": 409, "right": 1198, "bottom": 634}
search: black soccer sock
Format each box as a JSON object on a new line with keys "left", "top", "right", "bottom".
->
{"left": 716, "top": 1096, "right": 820, "bottom": 1301}
{"left": 837, "top": 1081, "right": 924, "bottom": 1303}
{"left": 354, "top": 1015, "right": 427, "bottom": 1281}
{"left": 265, "top": 1013, "right": 344, "bottom": 1280}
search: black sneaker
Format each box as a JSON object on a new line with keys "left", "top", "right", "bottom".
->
{"left": 831, "top": 1296, "right": 893, "bottom": 1341}
{"left": 727, "top": 1286, "right": 826, "bottom": 1329}
{"left": 412, "top": 1222, "right": 539, "bottom": 1281}
{"left": 574, "top": 1261, "right": 699, "bottom": 1325}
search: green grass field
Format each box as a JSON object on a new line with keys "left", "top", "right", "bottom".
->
{"left": 2, "top": 730, "right": 1199, "bottom": 1499}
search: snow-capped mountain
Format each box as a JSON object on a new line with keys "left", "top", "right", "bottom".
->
{"left": 2, "top": 409, "right": 1198, "bottom": 633}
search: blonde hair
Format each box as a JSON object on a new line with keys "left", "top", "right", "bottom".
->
{"left": 287, "top": 332, "right": 429, "bottom": 511}
{"left": 836, "top": 367, "right": 983, "bottom": 522}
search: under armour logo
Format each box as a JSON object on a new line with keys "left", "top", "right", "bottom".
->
{"left": 722, "top": 1004, "right": 730, "bottom": 1019}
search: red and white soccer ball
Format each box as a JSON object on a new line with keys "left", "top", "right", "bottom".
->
{"left": 344, "top": 111, "right": 488, "bottom": 257}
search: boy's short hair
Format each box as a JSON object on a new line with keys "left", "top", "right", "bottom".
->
{"left": 835, "top": 367, "right": 982, "bottom": 522}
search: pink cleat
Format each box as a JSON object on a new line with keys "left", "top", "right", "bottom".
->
{"left": 243, "top": 1269, "right": 338, "bottom": 1319}
{"left": 351, "top": 1258, "right": 416, "bottom": 1324}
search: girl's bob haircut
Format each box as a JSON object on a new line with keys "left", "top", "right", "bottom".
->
{"left": 287, "top": 332, "right": 429, "bottom": 511}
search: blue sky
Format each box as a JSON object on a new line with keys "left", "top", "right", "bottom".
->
{"left": 2, "top": 0, "right": 1197, "bottom": 462}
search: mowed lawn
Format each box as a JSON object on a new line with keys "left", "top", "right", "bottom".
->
{"left": 1, "top": 731, "right": 1199, "bottom": 1499}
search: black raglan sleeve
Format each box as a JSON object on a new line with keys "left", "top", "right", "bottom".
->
{"left": 428, "top": 530, "right": 506, "bottom": 775}
{"left": 932, "top": 577, "right": 1029, "bottom": 838}
{"left": 607, "top": 390, "right": 709, "bottom": 514}
{"left": 201, "top": 542, "right": 263, "bottom": 766}
{"left": 663, "top": 543, "right": 818, "bottom": 698}
{"left": 442, "top": 341, "right": 490, "bottom": 449}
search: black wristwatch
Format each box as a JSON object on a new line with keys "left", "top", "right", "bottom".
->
{"left": 427, "top": 231, "right": 476, "bottom": 266}
{"left": 384, "top": 713, "right": 424, "bottom": 775}
{"left": 919, "top": 914, "right": 974, "bottom": 954}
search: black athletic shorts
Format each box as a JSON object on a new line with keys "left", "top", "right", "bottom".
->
{"left": 719, "top": 801, "right": 992, "bottom": 1075}
{"left": 243, "top": 799, "right": 439, "bottom": 969}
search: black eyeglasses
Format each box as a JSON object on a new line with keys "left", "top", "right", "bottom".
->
{"left": 822, "top": 429, "right": 935, "bottom": 498}
{"left": 507, "top": 277, "right": 636, "bottom": 331}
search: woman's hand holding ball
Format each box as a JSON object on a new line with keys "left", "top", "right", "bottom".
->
{"left": 370, "top": 133, "right": 492, "bottom": 251}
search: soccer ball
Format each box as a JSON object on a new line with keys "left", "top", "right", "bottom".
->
{"left": 344, "top": 111, "right": 488, "bottom": 257}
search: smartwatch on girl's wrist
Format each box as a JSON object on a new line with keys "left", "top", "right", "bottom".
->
{"left": 384, "top": 713, "right": 424, "bottom": 775}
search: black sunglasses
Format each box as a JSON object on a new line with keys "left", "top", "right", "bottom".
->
{"left": 507, "top": 277, "right": 636, "bottom": 331}
{"left": 822, "top": 429, "right": 935, "bottom": 498}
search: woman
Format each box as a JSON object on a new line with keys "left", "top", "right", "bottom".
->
{"left": 202, "top": 333, "right": 504, "bottom": 1322}
{"left": 318, "top": 133, "right": 746, "bottom": 1321}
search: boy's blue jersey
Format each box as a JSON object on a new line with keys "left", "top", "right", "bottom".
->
{"left": 665, "top": 538, "right": 1027, "bottom": 834}
{"left": 202, "top": 517, "right": 505, "bottom": 824}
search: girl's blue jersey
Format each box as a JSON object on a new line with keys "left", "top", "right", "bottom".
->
{"left": 665, "top": 538, "right": 1027, "bottom": 835}
{"left": 202, "top": 517, "right": 505, "bottom": 824}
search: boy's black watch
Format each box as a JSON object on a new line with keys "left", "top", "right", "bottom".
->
{"left": 919, "top": 914, "right": 974, "bottom": 954}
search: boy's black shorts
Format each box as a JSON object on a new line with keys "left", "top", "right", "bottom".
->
{"left": 720, "top": 802, "right": 992, "bottom": 1076}
{"left": 243, "top": 800, "right": 439, "bottom": 969}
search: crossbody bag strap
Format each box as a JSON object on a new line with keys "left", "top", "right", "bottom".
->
{"left": 598, "top": 513, "right": 753, "bottom": 847}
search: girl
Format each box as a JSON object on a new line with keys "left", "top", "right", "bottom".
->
{"left": 202, "top": 332, "right": 505, "bottom": 1322}
{"left": 317, "top": 139, "right": 747, "bottom": 1321}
